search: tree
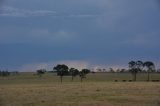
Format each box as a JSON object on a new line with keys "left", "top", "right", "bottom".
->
{"left": 128, "top": 61, "right": 137, "bottom": 81}
{"left": 53, "top": 64, "right": 69, "bottom": 83}
{"left": 79, "top": 69, "right": 90, "bottom": 82}
{"left": 143, "top": 61, "right": 155, "bottom": 81}
{"left": 136, "top": 61, "right": 144, "bottom": 71}
{"left": 0, "top": 70, "right": 10, "bottom": 77}
{"left": 36, "top": 69, "right": 46, "bottom": 77}
{"left": 128, "top": 61, "right": 143, "bottom": 81}
{"left": 69, "top": 68, "right": 79, "bottom": 81}
{"left": 81, "top": 69, "right": 90, "bottom": 74}
{"left": 79, "top": 71, "right": 85, "bottom": 82}
{"left": 120, "top": 69, "right": 126, "bottom": 73}
{"left": 109, "top": 68, "right": 115, "bottom": 73}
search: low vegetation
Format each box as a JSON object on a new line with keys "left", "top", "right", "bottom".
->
{"left": 0, "top": 72, "right": 160, "bottom": 106}
{"left": 0, "top": 61, "right": 159, "bottom": 106}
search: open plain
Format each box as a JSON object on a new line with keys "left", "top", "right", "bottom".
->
{"left": 0, "top": 73, "right": 160, "bottom": 106}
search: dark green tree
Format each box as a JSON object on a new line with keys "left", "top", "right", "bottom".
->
{"left": 109, "top": 68, "right": 115, "bottom": 73}
{"left": 143, "top": 61, "right": 155, "bottom": 81}
{"left": 128, "top": 61, "right": 143, "bottom": 81}
{"left": 129, "top": 61, "right": 137, "bottom": 81}
{"left": 69, "top": 68, "right": 79, "bottom": 81}
{"left": 53, "top": 64, "right": 69, "bottom": 83}
{"left": 79, "top": 69, "right": 90, "bottom": 82}
{"left": 81, "top": 69, "right": 90, "bottom": 74}
{"left": 36, "top": 69, "right": 46, "bottom": 77}
{"left": 0, "top": 71, "right": 10, "bottom": 77}
{"left": 79, "top": 71, "right": 85, "bottom": 82}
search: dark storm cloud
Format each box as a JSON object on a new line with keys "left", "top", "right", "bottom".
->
{"left": 0, "top": 0, "right": 160, "bottom": 71}
{"left": 156, "top": 0, "right": 160, "bottom": 4}
{"left": 0, "top": 0, "right": 4, "bottom": 5}
{"left": 0, "top": 0, "right": 4, "bottom": 11}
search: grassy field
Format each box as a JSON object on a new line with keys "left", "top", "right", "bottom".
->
{"left": 0, "top": 73, "right": 160, "bottom": 106}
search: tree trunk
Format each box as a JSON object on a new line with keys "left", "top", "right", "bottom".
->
{"left": 132, "top": 74, "right": 134, "bottom": 81}
{"left": 147, "top": 71, "right": 150, "bottom": 81}
{"left": 72, "top": 76, "right": 73, "bottom": 81}
{"left": 60, "top": 76, "right": 62, "bottom": 83}
{"left": 135, "top": 73, "right": 137, "bottom": 81}
{"left": 132, "top": 73, "right": 136, "bottom": 81}
{"left": 81, "top": 77, "right": 83, "bottom": 83}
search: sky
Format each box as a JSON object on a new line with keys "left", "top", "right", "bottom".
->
{"left": 0, "top": 0, "right": 160, "bottom": 71}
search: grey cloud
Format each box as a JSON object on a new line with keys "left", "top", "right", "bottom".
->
{"left": 0, "top": 27, "right": 77, "bottom": 45}
{"left": 0, "top": 6, "right": 102, "bottom": 18}
{"left": 125, "top": 31, "right": 160, "bottom": 47}
{"left": 0, "top": 6, "right": 56, "bottom": 17}
{"left": 29, "top": 29, "right": 77, "bottom": 44}
{"left": 68, "top": 14, "right": 99, "bottom": 18}
{"left": 0, "top": 0, "right": 160, "bottom": 71}
{"left": 0, "top": 0, "right": 4, "bottom": 5}
{"left": 0, "top": 0, "right": 4, "bottom": 12}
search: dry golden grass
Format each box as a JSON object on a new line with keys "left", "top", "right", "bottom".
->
{"left": 0, "top": 73, "right": 160, "bottom": 106}
{"left": 0, "top": 82, "right": 160, "bottom": 106}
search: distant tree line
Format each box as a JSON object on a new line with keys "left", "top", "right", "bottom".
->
{"left": 0, "top": 70, "right": 10, "bottom": 77}
{"left": 35, "top": 60, "right": 159, "bottom": 82}
{"left": 53, "top": 64, "right": 91, "bottom": 83}
{"left": 0, "top": 71, "right": 19, "bottom": 77}
{"left": 35, "top": 64, "right": 91, "bottom": 83}
{"left": 1, "top": 60, "right": 156, "bottom": 82}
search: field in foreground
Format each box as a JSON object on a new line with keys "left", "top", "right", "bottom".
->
{"left": 0, "top": 73, "right": 160, "bottom": 106}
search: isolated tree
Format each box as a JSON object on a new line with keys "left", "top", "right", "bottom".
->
{"left": 109, "top": 68, "right": 115, "bottom": 73}
{"left": 129, "top": 61, "right": 137, "bottom": 81}
{"left": 97, "top": 68, "right": 103, "bottom": 72}
{"left": 53, "top": 64, "right": 69, "bottom": 83}
{"left": 81, "top": 69, "right": 90, "bottom": 74}
{"left": 79, "top": 69, "right": 91, "bottom": 82}
{"left": 120, "top": 69, "right": 126, "bottom": 73}
{"left": 69, "top": 68, "right": 79, "bottom": 81}
{"left": 79, "top": 71, "right": 85, "bottom": 82}
{"left": 116, "top": 69, "right": 121, "bottom": 73}
{"left": 36, "top": 69, "right": 46, "bottom": 77}
{"left": 143, "top": 61, "right": 155, "bottom": 81}
{"left": 128, "top": 61, "right": 143, "bottom": 81}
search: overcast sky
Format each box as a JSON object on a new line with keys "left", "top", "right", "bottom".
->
{"left": 0, "top": 0, "right": 160, "bottom": 71}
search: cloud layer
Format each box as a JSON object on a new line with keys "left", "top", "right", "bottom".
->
{"left": 0, "top": 6, "right": 56, "bottom": 17}
{"left": 0, "top": 0, "right": 160, "bottom": 71}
